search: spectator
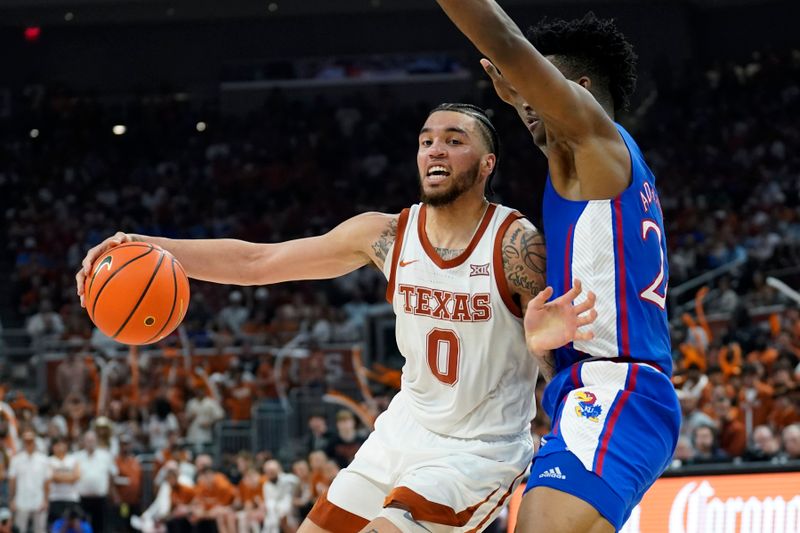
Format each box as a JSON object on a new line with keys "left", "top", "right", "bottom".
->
{"left": 217, "top": 291, "right": 249, "bottom": 338}
{"left": 26, "top": 301, "right": 65, "bottom": 348}
{"left": 262, "top": 460, "right": 295, "bottom": 533}
{"left": 224, "top": 368, "right": 257, "bottom": 422}
{"left": 677, "top": 389, "right": 714, "bottom": 437}
{"left": 9, "top": 428, "right": 50, "bottom": 533}
{"left": 304, "top": 414, "right": 332, "bottom": 455}
{"left": 707, "top": 385, "right": 747, "bottom": 457}
{"left": 55, "top": 351, "right": 91, "bottom": 404}
{"left": 161, "top": 466, "right": 195, "bottom": 533}
{"left": 146, "top": 398, "right": 179, "bottom": 453}
{"left": 779, "top": 423, "right": 800, "bottom": 461}
{"left": 325, "top": 410, "right": 365, "bottom": 468}
{"left": 738, "top": 364, "right": 774, "bottom": 430}
{"left": 290, "top": 459, "right": 313, "bottom": 521}
{"left": 191, "top": 466, "right": 236, "bottom": 533}
{"left": 75, "top": 431, "right": 118, "bottom": 533}
{"left": 690, "top": 424, "right": 730, "bottom": 464}
{"left": 743, "top": 425, "right": 781, "bottom": 462}
{"left": 307, "top": 451, "right": 330, "bottom": 502}
{"left": 50, "top": 506, "right": 92, "bottom": 533}
{"left": 713, "top": 275, "right": 739, "bottom": 313}
{"left": 232, "top": 465, "right": 265, "bottom": 533}
{"left": 185, "top": 386, "right": 224, "bottom": 451}
{"left": 48, "top": 436, "right": 81, "bottom": 524}
{"left": 93, "top": 417, "right": 117, "bottom": 456}
{"left": 113, "top": 435, "right": 142, "bottom": 531}
{"left": 670, "top": 435, "right": 695, "bottom": 469}
{"left": 770, "top": 387, "right": 800, "bottom": 431}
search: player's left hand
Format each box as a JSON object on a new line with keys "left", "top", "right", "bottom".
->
{"left": 524, "top": 279, "right": 597, "bottom": 354}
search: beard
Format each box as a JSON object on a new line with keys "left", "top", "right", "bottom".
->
{"left": 419, "top": 161, "right": 481, "bottom": 207}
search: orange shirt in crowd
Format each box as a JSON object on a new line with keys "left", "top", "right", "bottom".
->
{"left": 238, "top": 476, "right": 265, "bottom": 505}
{"left": 310, "top": 470, "right": 329, "bottom": 500}
{"left": 115, "top": 455, "right": 142, "bottom": 505}
{"left": 171, "top": 483, "right": 196, "bottom": 507}
{"left": 769, "top": 399, "right": 800, "bottom": 431}
{"left": 194, "top": 472, "right": 237, "bottom": 510}
{"left": 737, "top": 381, "right": 774, "bottom": 428}
{"left": 226, "top": 383, "right": 257, "bottom": 421}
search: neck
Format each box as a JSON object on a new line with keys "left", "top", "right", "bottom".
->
{"left": 424, "top": 193, "right": 488, "bottom": 250}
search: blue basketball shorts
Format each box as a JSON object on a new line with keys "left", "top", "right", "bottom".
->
{"left": 525, "top": 360, "right": 680, "bottom": 530}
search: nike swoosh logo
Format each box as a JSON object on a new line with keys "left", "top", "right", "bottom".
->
{"left": 403, "top": 511, "right": 432, "bottom": 533}
{"left": 399, "top": 259, "right": 418, "bottom": 267}
{"left": 94, "top": 255, "right": 114, "bottom": 275}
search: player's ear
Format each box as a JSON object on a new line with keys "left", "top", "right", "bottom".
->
{"left": 482, "top": 153, "right": 496, "bottom": 178}
{"left": 577, "top": 76, "right": 592, "bottom": 90}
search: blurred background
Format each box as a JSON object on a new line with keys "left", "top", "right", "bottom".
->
{"left": 0, "top": 0, "right": 799, "bottom": 531}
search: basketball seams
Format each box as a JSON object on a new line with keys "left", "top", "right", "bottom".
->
{"left": 144, "top": 257, "right": 179, "bottom": 344}
{"left": 89, "top": 244, "right": 155, "bottom": 321}
{"left": 112, "top": 250, "right": 166, "bottom": 340}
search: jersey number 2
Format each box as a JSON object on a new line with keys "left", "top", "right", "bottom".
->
{"left": 426, "top": 328, "right": 460, "bottom": 386}
{"left": 640, "top": 220, "right": 667, "bottom": 309}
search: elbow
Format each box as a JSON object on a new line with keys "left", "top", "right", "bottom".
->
{"left": 242, "top": 244, "right": 272, "bottom": 285}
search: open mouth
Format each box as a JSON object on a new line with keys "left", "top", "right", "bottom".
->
{"left": 426, "top": 165, "right": 451, "bottom": 183}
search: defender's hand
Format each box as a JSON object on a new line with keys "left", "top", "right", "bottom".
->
{"left": 75, "top": 231, "right": 134, "bottom": 307}
{"left": 525, "top": 280, "right": 597, "bottom": 354}
{"left": 481, "top": 58, "right": 526, "bottom": 107}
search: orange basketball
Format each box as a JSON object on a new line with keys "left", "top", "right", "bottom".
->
{"left": 83, "top": 242, "right": 191, "bottom": 345}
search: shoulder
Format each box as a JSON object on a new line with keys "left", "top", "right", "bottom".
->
{"left": 360, "top": 211, "right": 403, "bottom": 269}
{"left": 499, "top": 217, "right": 544, "bottom": 267}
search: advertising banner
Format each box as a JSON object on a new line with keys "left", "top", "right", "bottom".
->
{"left": 508, "top": 471, "right": 800, "bottom": 532}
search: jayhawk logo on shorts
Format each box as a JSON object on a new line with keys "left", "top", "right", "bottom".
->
{"left": 574, "top": 391, "right": 603, "bottom": 423}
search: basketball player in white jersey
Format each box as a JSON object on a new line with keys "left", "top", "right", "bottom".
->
{"left": 76, "top": 103, "right": 597, "bottom": 532}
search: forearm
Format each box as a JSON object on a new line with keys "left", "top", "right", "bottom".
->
{"left": 129, "top": 235, "right": 264, "bottom": 285}
{"left": 437, "top": 0, "right": 580, "bottom": 122}
{"left": 530, "top": 349, "right": 556, "bottom": 382}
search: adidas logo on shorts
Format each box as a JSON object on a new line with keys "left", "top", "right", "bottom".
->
{"left": 538, "top": 467, "right": 567, "bottom": 480}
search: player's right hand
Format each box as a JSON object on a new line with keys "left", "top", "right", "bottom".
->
{"left": 75, "top": 231, "right": 133, "bottom": 307}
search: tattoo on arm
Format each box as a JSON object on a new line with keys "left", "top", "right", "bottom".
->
{"left": 502, "top": 223, "right": 546, "bottom": 300}
{"left": 371, "top": 217, "right": 398, "bottom": 267}
{"left": 503, "top": 222, "right": 556, "bottom": 376}
{"left": 434, "top": 247, "right": 465, "bottom": 261}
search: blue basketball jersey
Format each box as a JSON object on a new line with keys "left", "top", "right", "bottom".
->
{"left": 543, "top": 124, "right": 672, "bottom": 375}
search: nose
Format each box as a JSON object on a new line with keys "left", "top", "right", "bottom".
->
{"left": 427, "top": 138, "right": 448, "bottom": 158}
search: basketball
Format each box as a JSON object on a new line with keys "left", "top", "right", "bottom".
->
{"left": 83, "top": 242, "right": 191, "bottom": 345}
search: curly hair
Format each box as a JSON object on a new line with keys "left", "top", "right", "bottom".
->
{"left": 527, "top": 12, "right": 638, "bottom": 114}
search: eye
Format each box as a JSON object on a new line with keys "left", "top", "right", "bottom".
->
{"left": 420, "top": 139, "right": 432, "bottom": 147}
{"left": 448, "top": 138, "right": 462, "bottom": 145}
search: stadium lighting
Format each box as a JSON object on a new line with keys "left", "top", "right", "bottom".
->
{"left": 196, "top": 121, "right": 207, "bottom": 132}
{"left": 64, "top": 12, "right": 74, "bottom": 21}
{"left": 29, "top": 129, "right": 39, "bottom": 139}
{"left": 268, "top": 3, "right": 278, "bottom": 12}
{"left": 112, "top": 125, "right": 127, "bottom": 136}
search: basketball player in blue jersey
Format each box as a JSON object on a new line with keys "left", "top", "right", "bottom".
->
{"left": 436, "top": 2, "right": 681, "bottom": 532}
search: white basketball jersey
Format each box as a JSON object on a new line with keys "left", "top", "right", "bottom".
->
{"left": 383, "top": 202, "right": 538, "bottom": 439}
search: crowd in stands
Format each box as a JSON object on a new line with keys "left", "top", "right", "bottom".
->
{"left": 0, "top": 47, "right": 800, "bottom": 531}
{"left": 0, "top": 393, "right": 371, "bottom": 533}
